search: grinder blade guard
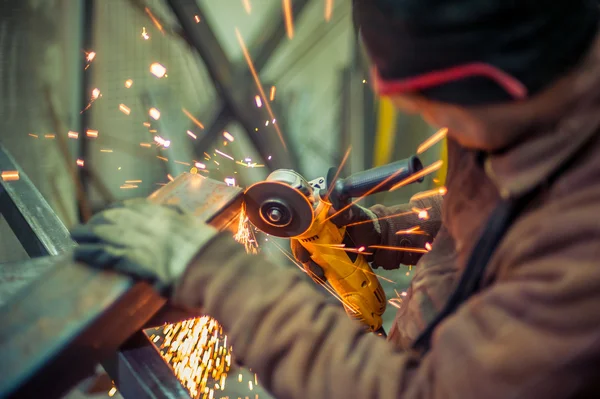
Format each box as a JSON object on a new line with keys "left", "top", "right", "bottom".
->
{"left": 244, "top": 170, "right": 315, "bottom": 238}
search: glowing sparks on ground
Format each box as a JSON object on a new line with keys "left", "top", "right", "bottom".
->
{"left": 119, "top": 104, "right": 131, "bottom": 115}
{"left": 145, "top": 7, "right": 164, "bottom": 34}
{"left": 255, "top": 95, "right": 262, "bottom": 108}
{"left": 223, "top": 132, "right": 234, "bottom": 142}
{"left": 154, "top": 135, "right": 171, "bottom": 148}
{"left": 234, "top": 207, "right": 259, "bottom": 254}
{"left": 125, "top": 79, "right": 133, "bottom": 88}
{"left": 389, "top": 160, "right": 444, "bottom": 192}
{"left": 1, "top": 170, "right": 19, "bottom": 181}
{"left": 86, "top": 129, "right": 98, "bottom": 138}
{"left": 145, "top": 317, "right": 231, "bottom": 399}
{"left": 215, "top": 149, "right": 234, "bottom": 161}
{"left": 325, "top": 0, "right": 334, "bottom": 21}
{"left": 235, "top": 29, "right": 288, "bottom": 151}
{"left": 187, "top": 130, "right": 197, "bottom": 139}
{"left": 269, "top": 86, "right": 276, "bottom": 101}
{"left": 76, "top": 159, "right": 84, "bottom": 167}
{"left": 182, "top": 108, "right": 205, "bottom": 129}
{"left": 242, "top": 0, "right": 252, "bottom": 14}
{"left": 141, "top": 27, "right": 150, "bottom": 40}
{"left": 369, "top": 245, "right": 429, "bottom": 254}
{"left": 282, "top": 0, "right": 294, "bottom": 38}
{"left": 417, "top": 127, "right": 448, "bottom": 154}
{"left": 410, "top": 187, "right": 447, "bottom": 201}
{"left": 150, "top": 62, "right": 167, "bottom": 78}
{"left": 68, "top": 131, "right": 79, "bottom": 139}
{"left": 195, "top": 162, "right": 206, "bottom": 169}
{"left": 149, "top": 107, "right": 161, "bottom": 120}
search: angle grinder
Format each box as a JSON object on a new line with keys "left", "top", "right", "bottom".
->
{"left": 244, "top": 156, "right": 424, "bottom": 333}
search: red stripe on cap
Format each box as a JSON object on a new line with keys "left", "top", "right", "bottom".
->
{"left": 372, "top": 62, "right": 528, "bottom": 100}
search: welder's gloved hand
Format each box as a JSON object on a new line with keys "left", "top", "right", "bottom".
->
{"left": 328, "top": 203, "right": 382, "bottom": 256}
{"left": 290, "top": 239, "right": 327, "bottom": 284}
{"left": 70, "top": 199, "right": 218, "bottom": 295}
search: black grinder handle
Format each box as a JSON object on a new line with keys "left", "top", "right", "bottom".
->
{"left": 328, "top": 156, "right": 424, "bottom": 203}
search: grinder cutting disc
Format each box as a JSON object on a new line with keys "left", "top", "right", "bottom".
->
{"left": 244, "top": 181, "right": 314, "bottom": 238}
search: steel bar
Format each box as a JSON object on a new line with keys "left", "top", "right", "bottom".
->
{"left": 0, "top": 143, "right": 74, "bottom": 257}
{"left": 0, "top": 256, "right": 57, "bottom": 307}
{"left": 166, "top": 0, "right": 300, "bottom": 171}
{"left": 0, "top": 173, "right": 243, "bottom": 398}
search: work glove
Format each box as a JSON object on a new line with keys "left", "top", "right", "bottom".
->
{"left": 290, "top": 203, "right": 383, "bottom": 282}
{"left": 70, "top": 199, "right": 218, "bottom": 295}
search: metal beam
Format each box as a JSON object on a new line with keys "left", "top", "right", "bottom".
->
{"left": 166, "top": 0, "right": 301, "bottom": 171}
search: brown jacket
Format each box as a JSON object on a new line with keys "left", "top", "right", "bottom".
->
{"left": 174, "top": 33, "right": 600, "bottom": 399}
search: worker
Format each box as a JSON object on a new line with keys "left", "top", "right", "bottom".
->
{"left": 72, "top": 0, "right": 600, "bottom": 397}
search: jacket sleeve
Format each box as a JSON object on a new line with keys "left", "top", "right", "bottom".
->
{"left": 369, "top": 194, "right": 444, "bottom": 267}
{"left": 173, "top": 210, "right": 600, "bottom": 399}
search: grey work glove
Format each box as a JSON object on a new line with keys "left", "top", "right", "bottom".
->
{"left": 71, "top": 199, "right": 218, "bottom": 295}
{"left": 290, "top": 203, "right": 382, "bottom": 282}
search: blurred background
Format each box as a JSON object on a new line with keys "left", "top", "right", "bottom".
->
{"left": 0, "top": 1, "right": 445, "bottom": 398}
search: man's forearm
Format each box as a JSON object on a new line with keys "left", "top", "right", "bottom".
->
{"left": 370, "top": 193, "right": 444, "bottom": 267}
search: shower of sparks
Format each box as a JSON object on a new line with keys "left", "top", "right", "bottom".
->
{"left": 145, "top": 317, "right": 231, "bottom": 399}
{"left": 215, "top": 149, "right": 234, "bottom": 161}
{"left": 255, "top": 95, "right": 262, "bottom": 108}
{"left": 154, "top": 135, "right": 171, "bottom": 148}
{"left": 195, "top": 162, "right": 206, "bottom": 169}
{"left": 417, "top": 127, "right": 448, "bottom": 154}
{"left": 325, "top": 0, "right": 334, "bottom": 21}
{"left": 410, "top": 186, "right": 447, "bottom": 201}
{"left": 182, "top": 108, "right": 205, "bottom": 129}
{"left": 396, "top": 226, "right": 428, "bottom": 236}
{"left": 325, "top": 146, "right": 352, "bottom": 199}
{"left": 125, "top": 79, "right": 133, "bottom": 88}
{"left": 1, "top": 171, "right": 19, "bottom": 181}
{"left": 242, "top": 0, "right": 252, "bottom": 14}
{"left": 76, "top": 159, "right": 84, "bottom": 167}
{"left": 389, "top": 160, "right": 444, "bottom": 192}
{"left": 150, "top": 62, "right": 167, "bottom": 78}
{"left": 234, "top": 207, "right": 259, "bottom": 254}
{"left": 145, "top": 7, "right": 164, "bottom": 34}
{"left": 369, "top": 245, "right": 429, "bottom": 254}
{"left": 187, "top": 130, "right": 197, "bottom": 139}
{"left": 269, "top": 86, "right": 276, "bottom": 101}
{"left": 223, "top": 132, "right": 234, "bottom": 142}
{"left": 282, "top": 0, "right": 294, "bottom": 38}
{"left": 149, "top": 107, "right": 161, "bottom": 120}
{"left": 86, "top": 129, "right": 98, "bottom": 138}
{"left": 67, "top": 131, "right": 79, "bottom": 139}
{"left": 236, "top": 29, "right": 288, "bottom": 152}
{"left": 119, "top": 104, "right": 131, "bottom": 115}
{"left": 141, "top": 27, "right": 150, "bottom": 40}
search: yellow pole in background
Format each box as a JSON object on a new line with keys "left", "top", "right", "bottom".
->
{"left": 373, "top": 98, "right": 397, "bottom": 167}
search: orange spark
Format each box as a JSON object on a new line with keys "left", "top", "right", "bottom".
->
{"left": 125, "top": 79, "right": 133, "bottom": 88}
{"left": 100, "top": 149, "right": 113, "bottom": 153}
{"left": 119, "top": 104, "right": 131, "bottom": 115}
{"left": 140, "top": 142, "right": 152, "bottom": 148}
{"left": 346, "top": 210, "right": 414, "bottom": 227}
{"left": 174, "top": 160, "right": 190, "bottom": 166}
{"left": 150, "top": 62, "right": 166, "bottom": 78}
{"left": 44, "top": 134, "right": 56, "bottom": 139}
{"left": 1, "top": 170, "right": 19, "bottom": 181}
{"left": 143, "top": 122, "right": 151, "bottom": 127}
{"left": 186, "top": 130, "right": 197, "bottom": 139}
{"left": 242, "top": 0, "right": 251, "bottom": 14}
{"left": 282, "top": 0, "right": 294, "bottom": 39}
{"left": 125, "top": 180, "right": 142, "bottom": 183}
{"left": 86, "top": 51, "right": 96, "bottom": 62}
{"left": 120, "top": 184, "right": 138, "bottom": 189}
{"left": 410, "top": 187, "right": 447, "bottom": 201}
{"left": 215, "top": 149, "right": 234, "bottom": 160}
{"left": 194, "top": 15, "right": 201, "bottom": 23}
{"left": 76, "top": 159, "right": 84, "bottom": 167}
{"left": 91, "top": 88, "right": 101, "bottom": 100}
{"left": 396, "top": 226, "right": 429, "bottom": 236}
{"left": 412, "top": 207, "right": 429, "bottom": 220}
{"left": 425, "top": 242, "right": 432, "bottom": 251}
{"left": 141, "top": 27, "right": 149, "bottom": 40}
{"left": 325, "top": 146, "right": 352, "bottom": 199}
{"left": 167, "top": 174, "right": 174, "bottom": 182}
{"left": 369, "top": 245, "right": 429, "bottom": 254}
{"left": 182, "top": 108, "right": 205, "bottom": 129}
{"left": 68, "top": 131, "right": 79, "bottom": 139}
{"left": 255, "top": 95, "right": 262, "bottom": 108}
{"left": 223, "top": 132, "right": 234, "bottom": 142}
{"left": 389, "top": 160, "right": 444, "bottom": 192}
{"left": 149, "top": 108, "right": 161, "bottom": 120}
{"left": 194, "top": 162, "right": 206, "bottom": 169}
{"left": 145, "top": 7, "right": 164, "bottom": 34}
{"left": 86, "top": 129, "right": 98, "bottom": 138}
{"left": 325, "top": 0, "right": 334, "bottom": 21}
{"left": 269, "top": 86, "right": 276, "bottom": 101}
{"left": 157, "top": 156, "right": 168, "bottom": 162}
{"left": 28, "top": 133, "right": 38, "bottom": 138}
{"left": 235, "top": 29, "right": 288, "bottom": 151}
{"left": 417, "top": 127, "right": 448, "bottom": 154}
